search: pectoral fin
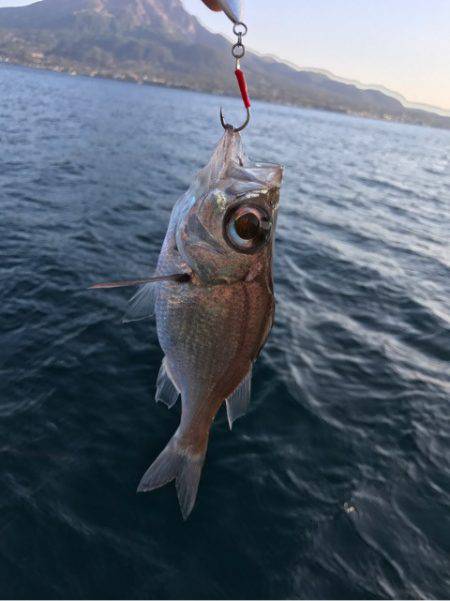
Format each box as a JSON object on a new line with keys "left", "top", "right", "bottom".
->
{"left": 89, "top": 273, "right": 190, "bottom": 289}
{"left": 225, "top": 367, "right": 252, "bottom": 430}
{"left": 123, "top": 282, "right": 156, "bottom": 323}
{"left": 89, "top": 272, "right": 191, "bottom": 323}
{"left": 156, "top": 357, "right": 180, "bottom": 408}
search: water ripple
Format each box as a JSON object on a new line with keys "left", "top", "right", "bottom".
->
{"left": 0, "top": 64, "right": 449, "bottom": 599}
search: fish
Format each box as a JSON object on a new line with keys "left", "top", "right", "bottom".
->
{"left": 92, "top": 128, "right": 283, "bottom": 519}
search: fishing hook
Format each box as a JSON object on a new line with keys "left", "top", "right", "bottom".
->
{"left": 219, "top": 21, "right": 251, "bottom": 132}
{"left": 220, "top": 106, "right": 251, "bottom": 132}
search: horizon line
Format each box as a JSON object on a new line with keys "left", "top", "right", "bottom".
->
{"left": 2, "top": 0, "right": 450, "bottom": 116}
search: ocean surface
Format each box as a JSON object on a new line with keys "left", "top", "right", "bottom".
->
{"left": 0, "top": 63, "right": 449, "bottom": 600}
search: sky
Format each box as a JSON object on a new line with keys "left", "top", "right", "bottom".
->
{"left": 1, "top": 0, "right": 449, "bottom": 112}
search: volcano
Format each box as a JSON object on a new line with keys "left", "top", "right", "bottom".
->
{"left": 0, "top": 0, "right": 448, "bottom": 129}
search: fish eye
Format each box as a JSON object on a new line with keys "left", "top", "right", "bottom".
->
{"left": 223, "top": 204, "right": 272, "bottom": 254}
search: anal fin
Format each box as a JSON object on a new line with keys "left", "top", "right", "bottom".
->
{"left": 226, "top": 366, "right": 252, "bottom": 430}
{"left": 156, "top": 357, "right": 180, "bottom": 409}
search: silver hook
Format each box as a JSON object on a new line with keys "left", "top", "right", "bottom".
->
{"left": 220, "top": 106, "right": 250, "bottom": 132}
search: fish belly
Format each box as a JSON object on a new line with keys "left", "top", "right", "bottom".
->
{"left": 155, "top": 278, "right": 273, "bottom": 443}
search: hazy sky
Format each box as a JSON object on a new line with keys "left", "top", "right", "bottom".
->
{"left": 1, "top": 0, "right": 449, "bottom": 111}
{"left": 184, "top": 0, "right": 450, "bottom": 112}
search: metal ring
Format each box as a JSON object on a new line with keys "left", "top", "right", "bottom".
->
{"left": 233, "top": 22, "right": 248, "bottom": 36}
{"left": 232, "top": 43, "right": 245, "bottom": 59}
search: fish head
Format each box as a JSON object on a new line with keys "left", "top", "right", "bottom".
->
{"left": 176, "top": 130, "right": 283, "bottom": 284}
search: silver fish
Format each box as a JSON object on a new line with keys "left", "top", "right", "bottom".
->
{"left": 92, "top": 128, "right": 283, "bottom": 518}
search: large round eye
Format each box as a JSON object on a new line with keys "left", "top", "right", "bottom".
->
{"left": 223, "top": 204, "right": 272, "bottom": 253}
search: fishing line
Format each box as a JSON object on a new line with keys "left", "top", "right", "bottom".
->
{"left": 220, "top": 16, "right": 251, "bottom": 131}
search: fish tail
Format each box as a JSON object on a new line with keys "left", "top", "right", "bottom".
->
{"left": 137, "top": 429, "right": 208, "bottom": 520}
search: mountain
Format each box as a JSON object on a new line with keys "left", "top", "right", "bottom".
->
{"left": 0, "top": 0, "right": 449, "bottom": 130}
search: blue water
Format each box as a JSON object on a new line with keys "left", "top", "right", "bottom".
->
{"left": 1, "top": 63, "right": 449, "bottom": 599}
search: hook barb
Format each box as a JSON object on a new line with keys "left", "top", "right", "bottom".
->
{"left": 220, "top": 106, "right": 250, "bottom": 133}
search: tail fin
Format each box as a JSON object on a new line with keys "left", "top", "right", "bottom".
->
{"left": 137, "top": 432, "right": 207, "bottom": 520}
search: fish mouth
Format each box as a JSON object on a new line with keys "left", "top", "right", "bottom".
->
{"left": 228, "top": 161, "right": 284, "bottom": 190}
{"left": 250, "top": 162, "right": 284, "bottom": 189}
{"left": 226, "top": 164, "right": 283, "bottom": 207}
